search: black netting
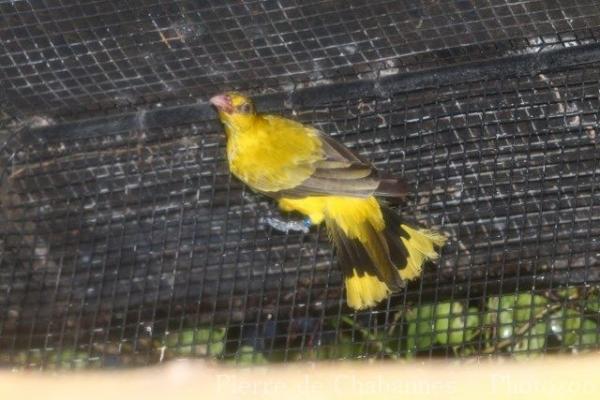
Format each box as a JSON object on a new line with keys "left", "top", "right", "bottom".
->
{"left": 1, "top": 0, "right": 600, "bottom": 368}
{"left": 3, "top": 0, "right": 600, "bottom": 119}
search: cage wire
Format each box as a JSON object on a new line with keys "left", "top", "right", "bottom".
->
{"left": 0, "top": 0, "right": 600, "bottom": 369}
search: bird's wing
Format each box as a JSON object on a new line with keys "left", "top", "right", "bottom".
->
{"left": 258, "top": 115, "right": 407, "bottom": 200}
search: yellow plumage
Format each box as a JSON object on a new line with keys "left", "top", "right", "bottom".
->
{"left": 279, "top": 196, "right": 383, "bottom": 233}
{"left": 399, "top": 226, "right": 447, "bottom": 280}
{"left": 226, "top": 114, "right": 322, "bottom": 192}
{"left": 211, "top": 92, "right": 447, "bottom": 310}
{"left": 345, "top": 269, "right": 390, "bottom": 310}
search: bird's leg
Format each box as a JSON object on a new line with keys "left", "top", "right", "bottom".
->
{"left": 260, "top": 215, "right": 312, "bottom": 234}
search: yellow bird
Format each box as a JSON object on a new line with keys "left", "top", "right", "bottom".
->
{"left": 210, "top": 92, "right": 446, "bottom": 310}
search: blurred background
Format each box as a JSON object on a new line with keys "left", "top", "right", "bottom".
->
{"left": 0, "top": 0, "right": 599, "bottom": 369}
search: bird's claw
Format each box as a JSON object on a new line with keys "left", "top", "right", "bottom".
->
{"left": 261, "top": 216, "right": 311, "bottom": 234}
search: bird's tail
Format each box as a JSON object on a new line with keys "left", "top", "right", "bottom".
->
{"left": 325, "top": 198, "right": 446, "bottom": 310}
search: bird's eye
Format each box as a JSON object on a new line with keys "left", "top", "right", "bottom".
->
{"left": 238, "top": 103, "right": 252, "bottom": 114}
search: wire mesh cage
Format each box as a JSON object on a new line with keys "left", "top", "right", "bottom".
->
{"left": 1, "top": 0, "right": 599, "bottom": 368}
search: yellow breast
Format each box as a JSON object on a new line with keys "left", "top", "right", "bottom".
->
{"left": 225, "top": 115, "right": 324, "bottom": 193}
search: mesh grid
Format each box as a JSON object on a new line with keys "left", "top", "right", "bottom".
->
{"left": 1, "top": 0, "right": 600, "bottom": 368}
{"left": 3, "top": 0, "right": 600, "bottom": 119}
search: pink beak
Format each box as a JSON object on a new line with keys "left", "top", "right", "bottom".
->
{"left": 209, "top": 94, "right": 233, "bottom": 113}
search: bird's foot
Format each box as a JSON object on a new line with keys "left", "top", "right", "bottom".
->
{"left": 261, "top": 216, "right": 312, "bottom": 234}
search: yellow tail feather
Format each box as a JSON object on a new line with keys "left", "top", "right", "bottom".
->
{"left": 345, "top": 269, "right": 391, "bottom": 310}
{"left": 398, "top": 225, "right": 447, "bottom": 280}
{"left": 278, "top": 194, "right": 446, "bottom": 309}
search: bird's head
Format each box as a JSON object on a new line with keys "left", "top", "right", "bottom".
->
{"left": 209, "top": 92, "right": 256, "bottom": 132}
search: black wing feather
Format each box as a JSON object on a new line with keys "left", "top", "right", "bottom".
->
{"left": 275, "top": 131, "right": 407, "bottom": 200}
